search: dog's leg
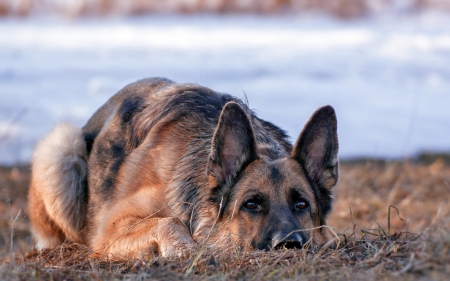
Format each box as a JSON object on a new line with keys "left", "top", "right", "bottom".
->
{"left": 92, "top": 216, "right": 196, "bottom": 259}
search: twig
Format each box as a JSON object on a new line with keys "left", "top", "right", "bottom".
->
{"left": 372, "top": 219, "right": 388, "bottom": 237}
{"left": 349, "top": 207, "right": 357, "bottom": 258}
{"left": 186, "top": 197, "right": 223, "bottom": 275}
{"left": 430, "top": 202, "right": 444, "bottom": 226}
{"left": 7, "top": 198, "right": 22, "bottom": 256}
{"left": 0, "top": 107, "right": 28, "bottom": 144}
{"left": 388, "top": 205, "right": 405, "bottom": 236}
{"left": 230, "top": 200, "right": 237, "bottom": 221}
{"left": 393, "top": 252, "right": 417, "bottom": 275}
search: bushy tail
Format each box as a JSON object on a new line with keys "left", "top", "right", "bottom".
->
{"left": 30, "top": 122, "right": 88, "bottom": 247}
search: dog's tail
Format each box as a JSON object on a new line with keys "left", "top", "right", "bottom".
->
{"left": 29, "top": 122, "right": 88, "bottom": 248}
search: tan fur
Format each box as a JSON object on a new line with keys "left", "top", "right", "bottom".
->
{"left": 29, "top": 123, "right": 87, "bottom": 247}
{"left": 89, "top": 188, "right": 187, "bottom": 258}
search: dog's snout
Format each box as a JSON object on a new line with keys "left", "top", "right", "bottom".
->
{"left": 272, "top": 232, "right": 303, "bottom": 249}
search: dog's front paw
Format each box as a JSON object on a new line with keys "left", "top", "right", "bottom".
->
{"left": 157, "top": 217, "right": 198, "bottom": 258}
{"left": 159, "top": 238, "right": 198, "bottom": 259}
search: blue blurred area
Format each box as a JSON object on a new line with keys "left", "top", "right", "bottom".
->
{"left": 0, "top": 13, "right": 450, "bottom": 164}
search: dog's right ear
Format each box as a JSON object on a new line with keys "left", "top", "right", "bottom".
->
{"left": 207, "top": 102, "right": 258, "bottom": 201}
{"left": 291, "top": 105, "right": 339, "bottom": 190}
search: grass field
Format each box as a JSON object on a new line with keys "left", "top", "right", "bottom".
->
{"left": 0, "top": 158, "right": 449, "bottom": 280}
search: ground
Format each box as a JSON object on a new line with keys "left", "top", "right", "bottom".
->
{"left": 0, "top": 157, "right": 449, "bottom": 280}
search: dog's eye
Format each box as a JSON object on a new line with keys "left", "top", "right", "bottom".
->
{"left": 244, "top": 201, "right": 258, "bottom": 210}
{"left": 295, "top": 200, "right": 309, "bottom": 210}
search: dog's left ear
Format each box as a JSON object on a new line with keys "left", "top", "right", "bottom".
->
{"left": 208, "top": 102, "right": 258, "bottom": 200}
{"left": 292, "top": 105, "right": 339, "bottom": 190}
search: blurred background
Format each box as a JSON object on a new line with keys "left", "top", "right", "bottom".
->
{"left": 1, "top": 0, "right": 449, "bottom": 164}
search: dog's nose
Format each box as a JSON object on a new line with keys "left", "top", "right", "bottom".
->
{"left": 272, "top": 231, "right": 303, "bottom": 249}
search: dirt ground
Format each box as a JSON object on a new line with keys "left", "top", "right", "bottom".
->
{"left": 0, "top": 157, "right": 449, "bottom": 280}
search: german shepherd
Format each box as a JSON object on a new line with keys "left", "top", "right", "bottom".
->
{"left": 28, "top": 77, "right": 339, "bottom": 258}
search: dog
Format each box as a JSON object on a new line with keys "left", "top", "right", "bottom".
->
{"left": 28, "top": 77, "right": 339, "bottom": 258}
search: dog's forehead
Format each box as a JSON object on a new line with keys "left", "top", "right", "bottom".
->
{"left": 267, "top": 159, "right": 312, "bottom": 191}
{"left": 239, "top": 158, "right": 313, "bottom": 196}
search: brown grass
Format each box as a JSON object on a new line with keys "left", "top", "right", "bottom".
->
{"left": 0, "top": 157, "right": 449, "bottom": 280}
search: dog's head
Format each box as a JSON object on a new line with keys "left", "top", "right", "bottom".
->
{"left": 207, "top": 102, "right": 339, "bottom": 250}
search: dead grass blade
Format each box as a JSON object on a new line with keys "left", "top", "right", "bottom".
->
{"left": 185, "top": 197, "right": 223, "bottom": 275}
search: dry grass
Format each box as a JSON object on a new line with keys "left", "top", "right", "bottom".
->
{"left": 0, "top": 157, "right": 449, "bottom": 280}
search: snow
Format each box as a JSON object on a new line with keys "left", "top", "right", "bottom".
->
{"left": 1, "top": 15, "right": 450, "bottom": 165}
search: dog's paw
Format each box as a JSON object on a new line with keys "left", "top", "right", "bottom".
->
{"left": 157, "top": 217, "right": 198, "bottom": 258}
{"left": 159, "top": 239, "right": 198, "bottom": 259}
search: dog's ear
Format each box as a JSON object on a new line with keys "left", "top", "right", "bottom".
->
{"left": 292, "top": 106, "right": 339, "bottom": 190}
{"left": 208, "top": 102, "right": 258, "bottom": 200}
